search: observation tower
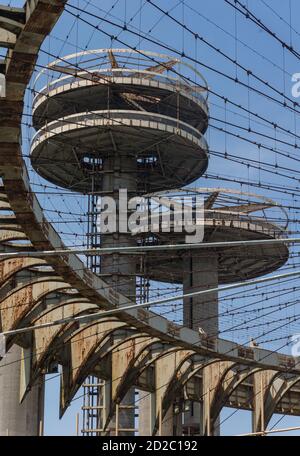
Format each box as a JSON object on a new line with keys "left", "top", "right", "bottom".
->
{"left": 132, "top": 188, "right": 289, "bottom": 434}
{"left": 134, "top": 188, "right": 289, "bottom": 335}
{"left": 30, "top": 48, "right": 209, "bottom": 435}
{"left": 30, "top": 49, "right": 288, "bottom": 435}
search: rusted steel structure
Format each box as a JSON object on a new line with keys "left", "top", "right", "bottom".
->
{"left": 0, "top": 0, "right": 299, "bottom": 437}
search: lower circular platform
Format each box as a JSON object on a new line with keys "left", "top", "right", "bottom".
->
{"left": 130, "top": 189, "right": 289, "bottom": 284}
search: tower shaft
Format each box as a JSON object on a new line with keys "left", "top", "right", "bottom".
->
{"left": 183, "top": 253, "right": 218, "bottom": 335}
{"left": 183, "top": 253, "right": 219, "bottom": 435}
{"left": 83, "top": 151, "right": 137, "bottom": 435}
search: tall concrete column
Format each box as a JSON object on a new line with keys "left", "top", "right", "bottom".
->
{"left": 183, "top": 253, "right": 218, "bottom": 335}
{"left": 183, "top": 252, "right": 219, "bottom": 435}
{"left": 0, "top": 344, "right": 44, "bottom": 436}
{"left": 100, "top": 151, "right": 137, "bottom": 435}
{"left": 138, "top": 392, "right": 154, "bottom": 436}
{"left": 101, "top": 150, "right": 137, "bottom": 298}
{"left": 139, "top": 254, "right": 220, "bottom": 436}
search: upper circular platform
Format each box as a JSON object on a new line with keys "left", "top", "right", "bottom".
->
{"left": 131, "top": 189, "right": 289, "bottom": 284}
{"left": 32, "top": 49, "right": 209, "bottom": 132}
{"left": 30, "top": 49, "right": 209, "bottom": 193}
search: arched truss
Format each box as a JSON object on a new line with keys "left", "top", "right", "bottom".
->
{"left": 0, "top": 0, "right": 300, "bottom": 435}
{"left": 252, "top": 370, "right": 300, "bottom": 432}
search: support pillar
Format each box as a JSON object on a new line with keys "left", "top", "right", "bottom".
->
{"left": 100, "top": 151, "right": 137, "bottom": 435}
{"left": 138, "top": 392, "right": 155, "bottom": 436}
{"left": 183, "top": 253, "right": 219, "bottom": 435}
{"left": 156, "top": 400, "right": 182, "bottom": 436}
{"left": 252, "top": 370, "right": 277, "bottom": 434}
{"left": 0, "top": 344, "right": 44, "bottom": 436}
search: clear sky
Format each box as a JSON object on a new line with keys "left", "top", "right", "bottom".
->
{"left": 3, "top": 0, "right": 300, "bottom": 436}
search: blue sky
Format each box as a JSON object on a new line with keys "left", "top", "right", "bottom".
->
{"left": 3, "top": 0, "right": 300, "bottom": 436}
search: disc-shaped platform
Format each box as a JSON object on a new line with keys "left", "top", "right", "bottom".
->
{"left": 30, "top": 111, "right": 209, "bottom": 193}
{"left": 131, "top": 189, "right": 289, "bottom": 284}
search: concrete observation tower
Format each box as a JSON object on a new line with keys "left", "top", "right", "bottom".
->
{"left": 30, "top": 49, "right": 289, "bottom": 435}
{"left": 31, "top": 48, "right": 209, "bottom": 435}
{"left": 133, "top": 188, "right": 289, "bottom": 434}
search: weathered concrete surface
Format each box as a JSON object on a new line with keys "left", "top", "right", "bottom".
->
{"left": 0, "top": 345, "right": 44, "bottom": 436}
